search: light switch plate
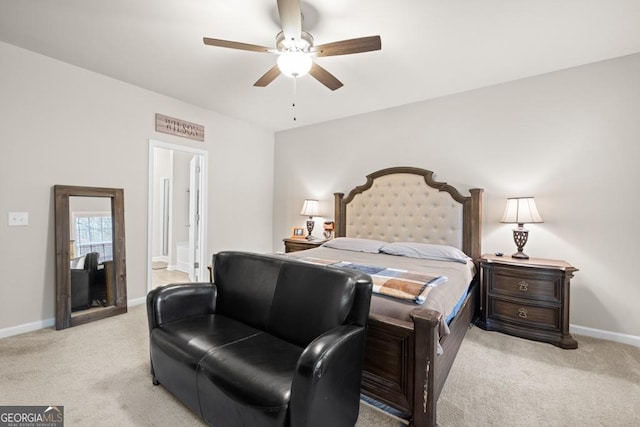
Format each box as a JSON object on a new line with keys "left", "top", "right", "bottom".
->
{"left": 8, "top": 212, "right": 29, "bottom": 226}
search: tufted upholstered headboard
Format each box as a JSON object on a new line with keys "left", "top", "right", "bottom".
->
{"left": 334, "top": 167, "right": 483, "bottom": 261}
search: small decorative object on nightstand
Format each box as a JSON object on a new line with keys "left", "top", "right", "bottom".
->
{"left": 283, "top": 237, "right": 325, "bottom": 253}
{"left": 323, "top": 221, "right": 335, "bottom": 240}
{"left": 477, "top": 254, "right": 578, "bottom": 349}
{"left": 291, "top": 226, "right": 305, "bottom": 239}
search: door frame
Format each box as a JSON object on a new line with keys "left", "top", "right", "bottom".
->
{"left": 187, "top": 154, "right": 202, "bottom": 282}
{"left": 147, "top": 139, "right": 208, "bottom": 291}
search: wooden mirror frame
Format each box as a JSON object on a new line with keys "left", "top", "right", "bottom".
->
{"left": 54, "top": 185, "right": 127, "bottom": 329}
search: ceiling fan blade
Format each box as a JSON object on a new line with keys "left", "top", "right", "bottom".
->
{"left": 309, "top": 63, "right": 343, "bottom": 91}
{"left": 203, "top": 37, "right": 271, "bottom": 53}
{"left": 277, "top": 0, "right": 302, "bottom": 43}
{"left": 312, "top": 35, "right": 382, "bottom": 57}
{"left": 254, "top": 65, "right": 282, "bottom": 87}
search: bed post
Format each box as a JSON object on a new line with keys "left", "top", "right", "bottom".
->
{"left": 410, "top": 309, "right": 442, "bottom": 427}
{"left": 467, "top": 188, "right": 483, "bottom": 261}
{"left": 334, "top": 192, "right": 346, "bottom": 237}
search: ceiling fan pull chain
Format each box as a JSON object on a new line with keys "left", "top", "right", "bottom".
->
{"left": 292, "top": 76, "right": 297, "bottom": 121}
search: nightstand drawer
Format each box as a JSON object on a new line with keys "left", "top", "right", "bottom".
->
{"left": 488, "top": 267, "right": 561, "bottom": 303}
{"left": 282, "top": 238, "right": 326, "bottom": 253}
{"left": 488, "top": 298, "right": 560, "bottom": 331}
{"left": 285, "top": 240, "right": 313, "bottom": 252}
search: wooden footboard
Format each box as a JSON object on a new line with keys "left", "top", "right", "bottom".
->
{"left": 361, "top": 314, "right": 416, "bottom": 418}
{"left": 361, "top": 280, "right": 479, "bottom": 427}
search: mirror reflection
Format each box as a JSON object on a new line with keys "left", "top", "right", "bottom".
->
{"left": 54, "top": 185, "right": 127, "bottom": 330}
{"left": 69, "top": 196, "right": 115, "bottom": 315}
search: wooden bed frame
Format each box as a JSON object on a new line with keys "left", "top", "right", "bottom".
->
{"left": 333, "top": 167, "right": 483, "bottom": 427}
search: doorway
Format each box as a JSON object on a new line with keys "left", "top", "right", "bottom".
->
{"left": 147, "top": 140, "right": 208, "bottom": 291}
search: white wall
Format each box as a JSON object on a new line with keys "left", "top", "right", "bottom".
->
{"left": 0, "top": 42, "right": 274, "bottom": 333}
{"left": 274, "top": 53, "right": 640, "bottom": 339}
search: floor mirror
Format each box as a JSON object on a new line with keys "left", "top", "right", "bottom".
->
{"left": 54, "top": 185, "right": 127, "bottom": 330}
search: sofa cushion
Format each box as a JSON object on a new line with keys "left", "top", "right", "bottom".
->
{"left": 268, "top": 261, "right": 357, "bottom": 348}
{"left": 214, "top": 252, "right": 284, "bottom": 330}
{"left": 153, "top": 314, "right": 263, "bottom": 360}
{"left": 150, "top": 314, "right": 263, "bottom": 416}
{"left": 198, "top": 332, "right": 303, "bottom": 407}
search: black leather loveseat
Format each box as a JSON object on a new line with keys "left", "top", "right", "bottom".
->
{"left": 147, "top": 251, "right": 373, "bottom": 427}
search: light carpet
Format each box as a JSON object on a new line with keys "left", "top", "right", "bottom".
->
{"left": 0, "top": 305, "right": 638, "bottom": 426}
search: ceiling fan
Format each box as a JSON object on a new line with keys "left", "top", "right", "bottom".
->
{"left": 203, "top": 0, "right": 381, "bottom": 91}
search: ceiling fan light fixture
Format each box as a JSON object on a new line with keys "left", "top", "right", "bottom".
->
{"left": 277, "top": 51, "right": 312, "bottom": 78}
{"left": 203, "top": 2, "right": 381, "bottom": 90}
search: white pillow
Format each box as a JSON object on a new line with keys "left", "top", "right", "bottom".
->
{"left": 380, "top": 242, "right": 470, "bottom": 264}
{"left": 321, "top": 237, "right": 388, "bottom": 254}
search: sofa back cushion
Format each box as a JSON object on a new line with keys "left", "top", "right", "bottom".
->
{"left": 213, "top": 252, "right": 284, "bottom": 331}
{"left": 268, "top": 260, "right": 358, "bottom": 347}
{"left": 213, "top": 251, "right": 367, "bottom": 348}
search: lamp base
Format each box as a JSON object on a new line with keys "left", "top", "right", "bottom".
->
{"left": 511, "top": 251, "right": 529, "bottom": 260}
{"left": 305, "top": 219, "right": 315, "bottom": 240}
{"left": 512, "top": 226, "right": 530, "bottom": 260}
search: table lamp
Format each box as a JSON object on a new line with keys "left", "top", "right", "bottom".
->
{"left": 300, "top": 199, "right": 319, "bottom": 240}
{"left": 500, "top": 197, "right": 543, "bottom": 259}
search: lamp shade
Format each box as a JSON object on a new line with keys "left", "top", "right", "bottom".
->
{"left": 500, "top": 197, "right": 543, "bottom": 225}
{"left": 277, "top": 51, "right": 312, "bottom": 78}
{"left": 300, "top": 199, "right": 319, "bottom": 217}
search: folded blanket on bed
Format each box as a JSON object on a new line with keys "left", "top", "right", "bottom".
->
{"left": 298, "top": 257, "right": 447, "bottom": 304}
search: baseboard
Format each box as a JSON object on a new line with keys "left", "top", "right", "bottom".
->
{"left": 0, "top": 296, "right": 148, "bottom": 339}
{"left": 128, "top": 296, "right": 146, "bottom": 307}
{"left": 0, "top": 317, "right": 56, "bottom": 339}
{"left": 570, "top": 324, "right": 640, "bottom": 348}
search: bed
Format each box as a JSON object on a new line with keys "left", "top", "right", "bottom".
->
{"left": 286, "top": 166, "right": 483, "bottom": 427}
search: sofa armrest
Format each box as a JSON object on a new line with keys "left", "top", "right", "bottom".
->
{"left": 290, "top": 325, "right": 367, "bottom": 427}
{"left": 146, "top": 282, "right": 217, "bottom": 331}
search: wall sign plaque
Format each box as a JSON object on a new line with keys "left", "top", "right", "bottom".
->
{"left": 155, "top": 113, "right": 205, "bottom": 142}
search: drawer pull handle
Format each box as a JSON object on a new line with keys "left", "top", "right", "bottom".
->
{"left": 518, "top": 308, "right": 528, "bottom": 319}
{"left": 519, "top": 281, "right": 529, "bottom": 292}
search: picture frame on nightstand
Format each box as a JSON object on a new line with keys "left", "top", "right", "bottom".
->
{"left": 291, "top": 226, "right": 305, "bottom": 239}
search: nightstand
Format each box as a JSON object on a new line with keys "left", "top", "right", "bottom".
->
{"left": 282, "top": 238, "right": 326, "bottom": 253}
{"left": 477, "top": 254, "right": 578, "bottom": 349}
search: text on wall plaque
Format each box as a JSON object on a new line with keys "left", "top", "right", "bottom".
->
{"left": 155, "top": 114, "right": 205, "bottom": 142}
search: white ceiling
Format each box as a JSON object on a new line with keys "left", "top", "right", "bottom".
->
{"left": 1, "top": 0, "right": 639, "bottom": 132}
